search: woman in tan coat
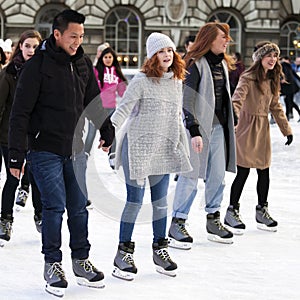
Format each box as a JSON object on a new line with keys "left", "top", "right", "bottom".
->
{"left": 224, "top": 42, "right": 293, "bottom": 234}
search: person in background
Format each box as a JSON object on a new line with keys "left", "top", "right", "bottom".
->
{"left": 0, "top": 46, "right": 5, "bottom": 188}
{"left": 280, "top": 56, "right": 300, "bottom": 122}
{"left": 84, "top": 42, "right": 110, "bottom": 160}
{"left": 168, "top": 22, "right": 237, "bottom": 250}
{"left": 110, "top": 32, "right": 192, "bottom": 280}
{"left": 184, "top": 35, "right": 195, "bottom": 53}
{"left": 0, "top": 39, "right": 13, "bottom": 67}
{"left": 0, "top": 30, "right": 43, "bottom": 242}
{"left": 93, "top": 42, "right": 110, "bottom": 66}
{"left": 229, "top": 52, "right": 245, "bottom": 94}
{"left": 8, "top": 10, "right": 112, "bottom": 297}
{"left": 94, "top": 47, "right": 127, "bottom": 169}
{"left": 224, "top": 42, "right": 293, "bottom": 234}
{"left": 292, "top": 56, "right": 300, "bottom": 106}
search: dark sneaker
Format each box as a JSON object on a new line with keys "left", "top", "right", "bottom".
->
{"left": 224, "top": 205, "right": 246, "bottom": 235}
{"left": 168, "top": 217, "right": 193, "bottom": 250}
{"left": 44, "top": 262, "right": 68, "bottom": 297}
{"left": 72, "top": 258, "right": 105, "bottom": 288}
{"left": 256, "top": 205, "right": 278, "bottom": 232}
{"left": 206, "top": 211, "right": 233, "bottom": 244}
{"left": 153, "top": 238, "right": 177, "bottom": 277}
{"left": 112, "top": 241, "right": 137, "bottom": 281}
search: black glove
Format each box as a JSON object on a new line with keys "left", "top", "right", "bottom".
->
{"left": 285, "top": 134, "right": 293, "bottom": 146}
{"left": 8, "top": 149, "right": 25, "bottom": 170}
{"left": 100, "top": 115, "right": 115, "bottom": 147}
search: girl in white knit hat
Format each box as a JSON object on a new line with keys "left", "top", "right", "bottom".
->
{"left": 0, "top": 39, "right": 13, "bottom": 68}
{"left": 108, "top": 32, "right": 192, "bottom": 280}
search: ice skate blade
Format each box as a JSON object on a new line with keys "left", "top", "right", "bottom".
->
{"left": 207, "top": 233, "right": 233, "bottom": 244}
{"left": 225, "top": 225, "right": 245, "bottom": 236}
{"left": 257, "top": 223, "right": 277, "bottom": 232}
{"left": 45, "top": 284, "right": 66, "bottom": 298}
{"left": 168, "top": 237, "right": 192, "bottom": 250}
{"left": 155, "top": 265, "right": 177, "bottom": 277}
{"left": 112, "top": 267, "right": 136, "bottom": 281}
{"left": 0, "top": 239, "right": 6, "bottom": 247}
{"left": 76, "top": 277, "right": 105, "bottom": 288}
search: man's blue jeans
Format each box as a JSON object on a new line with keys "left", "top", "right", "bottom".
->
{"left": 172, "top": 124, "right": 226, "bottom": 218}
{"left": 119, "top": 136, "right": 169, "bottom": 243}
{"left": 27, "top": 151, "right": 91, "bottom": 263}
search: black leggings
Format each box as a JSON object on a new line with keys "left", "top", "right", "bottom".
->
{"left": 230, "top": 165, "right": 269, "bottom": 209}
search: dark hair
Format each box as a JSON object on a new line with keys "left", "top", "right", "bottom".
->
{"left": 52, "top": 9, "right": 85, "bottom": 34}
{"left": 234, "top": 52, "right": 242, "bottom": 61}
{"left": 184, "top": 35, "right": 195, "bottom": 47}
{"left": 0, "top": 46, "right": 5, "bottom": 64}
{"left": 95, "top": 47, "right": 127, "bottom": 88}
{"left": 11, "top": 30, "right": 42, "bottom": 61}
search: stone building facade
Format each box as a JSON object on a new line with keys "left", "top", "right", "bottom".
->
{"left": 0, "top": 0, "right": 299, "bottom": 68}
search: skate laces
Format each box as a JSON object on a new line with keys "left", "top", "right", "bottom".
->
{"left": 214, "top": 218, "right": 227, "bottom": 231}
{"left": 47, "top": 263, "right": 66, "bottom": 279}
{"left": 155, "top": 248, "right": 171, "bottom": 262}
{"left": 178, "top": 222, "right": 190, "bottom": 236}
{"left": 232, "top": 209, "right": 243, "bottom": 222}
{"left": 18, "top": 189, "right": 28, "bottom": 201}
{"left": 122, "top": 252, "right": 135, "bottom": 265}
{"left": 77, "top": 259, "right": 96, "bottom": 273}
{"left": 261, "top": 207, "right": 274, "bottom": 221}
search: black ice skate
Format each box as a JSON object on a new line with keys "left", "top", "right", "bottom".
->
{"left": 0, "top": 218, "right": 12, "bottom": 247}
{"left": 44, "top": 262, "right": 68, "bottom": 298}
{"left": 72, "top": 258, "right": 105, "bottom": 288}
{"left": 15, "top": 188, "right": 29, "bottom": 208}
{"left": 112, "top": 241, "right": 137, "bottom": 281}
{"left": 224, "top": 205, "right": 246, "bottom": 235}
{"left": 256, "top": 204, "right": 278, "bottom": 232}
{"left": 168, "top": 217, "right": 193, "bottom": 250}
{"left": 206, "top": 211, "right": 233, "bottom": 244}
{"left": 152, "top": 238, "right": 177, "bottom": 277}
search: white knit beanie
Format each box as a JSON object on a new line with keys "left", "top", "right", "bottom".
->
{"left": 0, "top": 39, "right": 12, "bottom": 53}
{"left": 146, "top": 32, "right": 176, "bottom": 59}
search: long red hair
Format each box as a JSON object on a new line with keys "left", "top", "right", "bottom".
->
{"left": 185, "top": 21, "right": 235, "bottom": 71}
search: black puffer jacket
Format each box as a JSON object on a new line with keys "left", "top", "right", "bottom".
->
{"left": 9, "top": 34, "right": 109, "bottom": 169}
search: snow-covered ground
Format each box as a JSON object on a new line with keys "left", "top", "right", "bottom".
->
{"left": 1, "top": 118, "right": 299, "bottom": 300}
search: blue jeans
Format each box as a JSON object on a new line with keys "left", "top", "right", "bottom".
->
{"left": 27, "top": 151, "right": 90, "bottom": 263}
{"left": 119, "top": 136, "right": 169, "bottom": 243}
{"left": 173, "top": 124, "right": 226, "bottom": 218}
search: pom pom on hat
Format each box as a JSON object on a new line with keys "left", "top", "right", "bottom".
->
{"left": 0, "top": 39, "right": 12, "bottom": 53}
{"left": 146, "top": 32, "right": 176, "bottom": 59}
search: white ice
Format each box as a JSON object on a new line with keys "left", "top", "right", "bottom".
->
{"left": 0, "top": 118, "right": 299, "bottom": 300}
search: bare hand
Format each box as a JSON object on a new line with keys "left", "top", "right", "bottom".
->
{"left": 191, "top": 136, "right": 203, "bottom": 153}
{"left": 98, "top": 140, "right": 111, "bottom": 153}
{"left": 10, "top": 166, "right": 24, "bottom": 180}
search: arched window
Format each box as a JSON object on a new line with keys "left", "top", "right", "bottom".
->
{"left": 36, "top": 4, "right": 67, "bottom": 39}
{"left": 105, "top": 7, "right": 142, "bottom": 69}
{"left": 208, "top": 11, "right": 242, "bottom": 55}
{"left": 280, "top": 22, "right": 300, "bottom": 61}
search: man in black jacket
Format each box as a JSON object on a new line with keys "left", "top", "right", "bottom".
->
{"left": 8, "top": 9, "right": 113, "bottom": 297}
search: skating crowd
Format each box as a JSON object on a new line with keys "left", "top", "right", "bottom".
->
{"left": 0, "top": 8, "right": 297, "bottom": 298}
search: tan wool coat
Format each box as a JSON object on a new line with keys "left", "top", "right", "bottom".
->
{"left": 232, "top": 73, "right": 292, "bottom": 169}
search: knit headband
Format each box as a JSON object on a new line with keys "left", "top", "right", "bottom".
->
{"left": 252, "top": 43, "right": 280, "bottom": 62}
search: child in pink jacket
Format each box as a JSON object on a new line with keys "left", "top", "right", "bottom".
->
{"left": 95, "top": 47, "right": 127, "bottom": 168}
